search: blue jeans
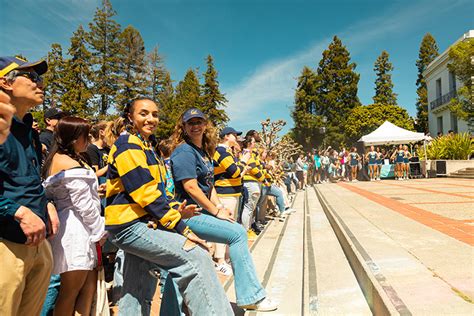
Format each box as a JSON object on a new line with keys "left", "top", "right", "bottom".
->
{"left": 109, "top": 221, "right": 233, "bottom": 316}
{"left": 242, "top": 181, "right": 261, "bottom": 230}
{"left": 40, "top": 274, "right": 61, "bottom": 316}
{"left": 185, "top": 213, "right": 266, "bottom": 306}
{"left": 260, "top": 184, "right": 286, "bottom": 214}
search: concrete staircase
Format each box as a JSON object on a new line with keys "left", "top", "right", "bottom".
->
{"left": 449, "top": 167, "right": 474, "bottom": 179}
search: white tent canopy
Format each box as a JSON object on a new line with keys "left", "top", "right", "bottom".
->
{"left": 359, "top": 121, "right": 430, "bottom": 145}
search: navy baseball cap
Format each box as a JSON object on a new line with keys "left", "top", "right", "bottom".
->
{"left": 0, "top": 56, "right": 48, "bottom": 77}
{"left": 219, "top": 126, "right": 242, "bottom": 138}
{"left": 44, "top": 107, "right": 66, "bottom": 119}
{"left": 182, "top": 108, "right": 207, "bottom": 122}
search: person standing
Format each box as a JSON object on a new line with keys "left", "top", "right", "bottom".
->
{"left": 0, "top": 56, "right": 58, "bottom": 315}
{"left": 42, "top": 117, "right": 106, "bottom": 315}
{"left": 349, "top": 147, "right": 360, "bottom": 181}
{"left": 366, "top": 145, "right": 377, "bottom": 181}
{"left": 39, "top": 107, "right": 66, "bottom": 153}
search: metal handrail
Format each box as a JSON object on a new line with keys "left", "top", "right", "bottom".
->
{"left": 430, "top": 90, "right": 457, "bottom": 110}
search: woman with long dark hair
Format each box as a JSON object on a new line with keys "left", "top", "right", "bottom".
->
{"left": 170, "top": 108, "right": 277, "bottom": 312}
{"left": 105, "top": 99, "right": 232, "bottom": 315}
{"left": 42, "top": 116, "right": 105, "bottom": 316}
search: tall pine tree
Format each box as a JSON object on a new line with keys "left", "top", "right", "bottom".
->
{"left": 175, "top": 69, "right": 201, "bottom": 114}
{"left": 61, "top": 25, "right": 93, "bottom": 117}
{"left": 415, "top": 33, "right": 439, "bottom": 132}
{"left": 314, "top": 36, "right": 360, "bottom": 146}
{"left": 201, "top": 55, "right": 228, "bottom": 129}
{"left": 291, "top": 66, "right": 322, "bottom": 149}
{"left": 88, "top": 0, "right": 122, "bottom": 116}
{"left": 43, "top": 43, "right": 65, "bottom": 109}
{"left": 147, "top": 46, "right": 167, "bottom": 101}
{"left": 155, "top": 71, "right": 177, "bottom": 140}
{"left": 373, "top": 51, "right": 397, "bottom": 105}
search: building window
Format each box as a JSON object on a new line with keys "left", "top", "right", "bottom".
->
{"left": 437, "top": 116, "right": 444, "bottom": 135}
{"left": 450, "top": 113, "right": 458, "bottom": 133}
{"left": 449, "top": 71, "right": 456, "bottom": 91}
{"left": 436, "top": 78, "right": 442, "bottom": 98}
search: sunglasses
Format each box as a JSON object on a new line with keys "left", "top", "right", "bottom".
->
{"left": 186, "top": 120, "right": 205, "bottom": 126}
{"left": 15, "top": 71, "right": 43, "bottom": 84}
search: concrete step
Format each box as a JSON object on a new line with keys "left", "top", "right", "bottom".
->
{"left": 449, "top": 173, "right": 474, "bottom": 179}
{"left": 304, "top": 189, "right": 371, "bottom": 315}
{"left": 316, "top": 184, "right": 474, "bottom": 315}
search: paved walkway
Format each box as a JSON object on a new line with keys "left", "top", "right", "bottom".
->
{"left": 114, "top": 178, "right": 474, "bottom": 315}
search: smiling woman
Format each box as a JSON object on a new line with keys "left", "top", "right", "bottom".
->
{"left": 105, "top": 98, "right": 233, "bottom": 315}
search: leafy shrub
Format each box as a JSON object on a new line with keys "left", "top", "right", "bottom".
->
{"left": 417, "top": 133, "right": 473, "bottom": 160}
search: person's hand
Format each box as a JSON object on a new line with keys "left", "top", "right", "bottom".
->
{"left": 216, "top": 206, "right": 235, "bottom": 223}
{"left": 178, "top": 200, "right": 202, "bottom": 219}
{"left": 99, "top": 233, "right": 109, "bottom": 246}
{"left": 98, "top": 183, "right": 106, "bottom": 198}
{"left": 185, "top": 231, "right": 210, "bottom": 251}
{"left": 46, "top": 202, "right": 60, "bottom": 239}
{"left": 0, "top": 91, "right": 15, "bottom": 145}
{"left": 14, "top": 206, "right": 46, "bottom": 246}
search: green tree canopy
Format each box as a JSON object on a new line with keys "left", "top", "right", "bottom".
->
{"left": 314, "top": 35, "right": 361, "bottom": 146}
{"left": 61, "top": 25, "right": 93, "bottom": 117}
{"left": 373, "top": 51, "right": 397, "bottom": 105}
{"left": 291, "top": 66, "right": 322, "bottom": 149}
{"left": 415, "top": 33, "right": 439, "bottom": 132}
{"left": 201, "top": 55, "right": 228, "bottom": 129}
{"left": 175, "top": 68, "right": 201, "bottom": 115}
{"left": 147, "top": 46, "right": 167, "bottom": 101}
{"left": 87, "top": 0, "right": 122, "bottom": 116}
{"left": 448, "top": 37, "right": 474, "bottom": 132}
{"left": 345, "top": 103, "right": 414, "bottom": 142}
{"left": 116, "top": 25, "right": 148, "bottom": 111}
{"left": 43, "top": 43, "right": 65, "bottom": 109}
{"left": 155, "top": 71, "right": 177, "bottom": 140}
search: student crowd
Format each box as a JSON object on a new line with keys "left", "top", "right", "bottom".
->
{"left": 0, "top": 56, "right": 301, "bottom": 316}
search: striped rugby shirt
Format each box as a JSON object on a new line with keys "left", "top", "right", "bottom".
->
{"left": 105, "top": 133, "right": 190, "bottom": 234}
{"left": 243, "top": 149, "right": 266, "bottom": 183}
{"left": 213, "top": 144, "right": 246, "bottom": 197}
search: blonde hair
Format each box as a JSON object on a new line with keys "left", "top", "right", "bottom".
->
{"left": 104, "top": 117, "right": 125, "bottom": 148}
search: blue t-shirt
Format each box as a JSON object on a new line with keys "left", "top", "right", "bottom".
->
{"left": 171, "top": 142, "right": 214, "bottom": 206}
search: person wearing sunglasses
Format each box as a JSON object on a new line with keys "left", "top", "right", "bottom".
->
{"left": 170, "top": 108, "right": 278, "bottom": 312}
{"left": 0, "top": 56, "right": 59, "bottom": 316}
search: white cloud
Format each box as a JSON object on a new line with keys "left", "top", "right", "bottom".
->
{"left": 225, "top": 0, "right": 467, "bottom": 124}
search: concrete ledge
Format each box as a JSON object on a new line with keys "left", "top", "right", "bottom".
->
{"left": 313, "top": 186, "right": 400, "bottom": 316}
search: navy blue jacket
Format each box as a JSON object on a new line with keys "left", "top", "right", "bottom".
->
{"left": 0, "top": 113, "right": 48, "bottom": 244}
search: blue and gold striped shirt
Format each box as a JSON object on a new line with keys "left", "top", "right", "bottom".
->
{"left": 213, "top": 145, "right": 245, "bottom": 196}
{"left": 243, "top": 150, "right": 265, "bottom": 183}
{"left": 105, "top": 133, "right": 189, "bottom": 234}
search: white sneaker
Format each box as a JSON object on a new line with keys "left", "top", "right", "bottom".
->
{"left": 240, "top": 297, "right": 278, "bottom": 312}
{"left": 215, "top": 263, "right": 233, "bottom": 276}
{"left": 284, "top": 208, "right": 296, "bottom": 214}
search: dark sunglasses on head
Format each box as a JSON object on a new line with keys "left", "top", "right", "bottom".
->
{"left": 15, "top": 71, "right": 43, "bottom": 84}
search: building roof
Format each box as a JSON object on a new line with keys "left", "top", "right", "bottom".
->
{"left": 422, "top": 30, "right": 473, "bottom": 78}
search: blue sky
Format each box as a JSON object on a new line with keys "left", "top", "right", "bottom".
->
{"left": 2, "top": 0, "right": 473, "bottom": 134}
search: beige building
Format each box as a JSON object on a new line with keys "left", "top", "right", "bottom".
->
{"left": 423, "top": 30, "right": 473, "bottom": 136}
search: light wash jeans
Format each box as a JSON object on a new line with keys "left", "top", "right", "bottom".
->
{"left": 241, "top": 181, "right": 261, "bottom": 230}
{"left": 109, "top": 221, "right": 233, "bottom": 316}
{"left": 185, "top": 212, "right": 266, "bottom": 306}
{"left": 256, "top": 184, "right": 288, "bottom": 216}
